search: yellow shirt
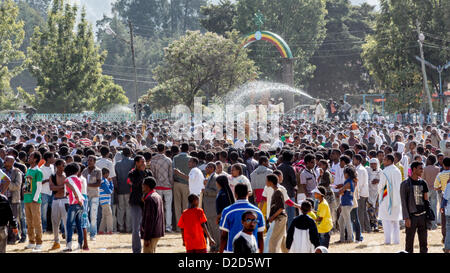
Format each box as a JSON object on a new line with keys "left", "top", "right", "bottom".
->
{"left": 308, "top": 211, "right": 317, "bottom": 221}
{"left": 434, "top": 171, "right": 449, "bottom": 192}
{"left": 316, "top": 200, "right": 333, "bottom": 234}
{"left": 395, "top": 163, "right": 405, "bottom": 181}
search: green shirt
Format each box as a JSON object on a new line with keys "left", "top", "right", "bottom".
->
{"left": 24, "top": 167, "right": 43, "bottom": 204}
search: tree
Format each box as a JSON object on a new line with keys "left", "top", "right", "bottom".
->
{"left": 0, "top": 0, "right": 26, "bottom": 109}
{"left": 113, "top": 0, "right": 206, "bottom": 37}
{"left": 9, "top": 1, "right": 45, "bottom": 96}
{"left": 306, "top": 0, "right": 377, "bottom": 100}
{"left": 28, "top": 0, "right": 127, "bottom": 113}
{"left": 142, "top": 30, "right": 258, "bottom": 110}
{"left": 200, "top": 0, "right": 236, "bottom": 35}
{"left": 92, "top": 75, "right": 129, "bottom": 112}
{"left": 361, "top": 0, "right": 450, "bottom": 113}
{"left": 233, "top": 0, "right": 327, "bottom": 87}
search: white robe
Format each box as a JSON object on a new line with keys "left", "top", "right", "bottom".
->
{"left": 378, "top": 164, "right": 402, "bottom": 221}
{"left": 315, "top": 103, "right": 326, "bottom": 122}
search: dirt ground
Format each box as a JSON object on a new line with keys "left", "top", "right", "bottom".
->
{"left": 6, "top": 227, "right": 446, "bottom": 253}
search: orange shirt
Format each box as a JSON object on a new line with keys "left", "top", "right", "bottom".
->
{"left": 178, "top": 208, "right": 207, "bottom": 251}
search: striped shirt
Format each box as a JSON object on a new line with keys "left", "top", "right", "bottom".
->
{"left": 65, "top": 175, "right": 84, "bottom": 205}
{"left": 434, "top": 170, "right": 449, "bottom": 192}
{"left": 219, "top": 199, "right": 265, "bottom": 252}
{"left": 99, "top": 178, "right": 113, "bottom": 205}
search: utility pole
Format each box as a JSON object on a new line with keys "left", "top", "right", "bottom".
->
{"left": 416, "top": 20, "right": 434, "bottom": 122}
{"left": 128, "top": 20, "right": 139, "bottom": 121}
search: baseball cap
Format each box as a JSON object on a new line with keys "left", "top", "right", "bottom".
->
{"left": 311, "top": 187, "right": 325, "bottom": 196}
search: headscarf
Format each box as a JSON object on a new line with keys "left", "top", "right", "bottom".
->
{"left": 216, "top": 175, "right": 235, "bottom": 205}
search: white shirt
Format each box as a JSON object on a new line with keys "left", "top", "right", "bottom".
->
{"left": 330, "top": 162, "right": 343, "bottom": 193}
{"left": 40, "top": 164, "right": 54, "bottom": 196}
{"left": 110, "top": 139, "right": 121, "bottom": 147}
{"left": 355, "top": 164, "right": 369, "bottom": 198}
{"left": 79, "top": 175, "right": 88, "bottom": 195}
{"left": 234, "top": 139, "right": 246, "bottom": 150}
{"left": 262, "top": 185, "right": 289, "bottom": 218}
{"left": 230, "top": 175, "right": 252, "bottom": 196}
{"left": 188, "top": 167, "right": 204, "bottom": 195}
{"left": 378, "top": 164, "right": 402, "bottom": 221}
{"left": 96, "top": 157, "right": 116, "bottom": 178}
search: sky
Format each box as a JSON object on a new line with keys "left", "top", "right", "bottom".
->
{"left": 70, "top": 0, "right": 380, "bottom": 30}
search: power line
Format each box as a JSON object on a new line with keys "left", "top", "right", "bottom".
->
{"left": 102, "top": 63, "right": 154, "bottom": 71}
{"left": 112, "top": 78, "right": 157, "bottom": 84}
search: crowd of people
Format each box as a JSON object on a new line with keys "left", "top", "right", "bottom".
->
{"left": 0, "top": 113, "right": 449, "bottom": 253}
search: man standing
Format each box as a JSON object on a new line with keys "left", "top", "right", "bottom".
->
{"left": 82, "top": 155, "right": 102, "bottom": 241}
{"left": 250, "top": 156, "right": 273, "bottom": 210}
{"left": 434, "top": 157, "right": 450, "bottom": 245}
{"left": 277, "top": 150, "right": 297, "bottom": 228}
{"left": 422, "top": 155, "right": 441, "bottom": 230}
{"left": 24, "top": 151, "right": 44, "bottom": 251}
{"left": 49, "top": 159, "right": 67, "bottom": 250}
{"left": 0, "top": 192, "right": 18, "bottom": 253}
{"left": 378, "top": 154, "right": 403, "bottom": 245}
{"left": 40, "top": 152, "right": 55, "bottom": 234}
{"left": 2, "top": 156, "right": 21, "bottom": 244}
{"left": 314, "top": 100, "right": 326, "bottom": 122}
{"left": 202, "top": 162, "right": 219, "bottom": 252}
{"left": 115, "top": 147, "right": 134, "bottom": 233}
{"left": 219, "top": 183, "right": 265, "bottom": 253}
{"left": 172, "top": 143, "right": 191, "bottom": 232}
{"left": 299, "top": 154, "right": 317, "bottom": 199}
{"left": 400, "top": 161, "right": 429, "bottom": 253}
{"left": 244, "top": 148, "right": 258, "bottom": 180}
{"left": 141, "top": 177, "right": 165, "bottom": 253}
{"left": 353, "top": 154, "right": 370, "bottom": 233}
{"left": 128, "top": 155, "right": 153, "bottom": 253}
{"left": 150, "top": 144, "right": 174, "bottom": 233}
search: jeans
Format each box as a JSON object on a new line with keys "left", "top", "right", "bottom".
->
{"left": 445, "top": 216, "right": 450, "bottom": 251}
{"left": 156, "top": 189, "right": 172, "bottom": 231}
{"left": 20, "top": 201, "right": 27, "bottom": 240}
{"left": 358, "top": 197, "right": 370, "bottom": 232}
{"left": 87, "top": 197, "right": 99, "bottom": 238}
{"left": 286, "top": 197, "right": 296, "bottom": 229}
{"left": 319, "top": 232, "right": 330, "bottom": 248}
{"left": 40, "top": 193, "right": 52, "bottom": 232}
{"left": 428, "top": 189, "right": 438, "bottom": 228}
{"left": 339, "top": 206, "right": 353, "bottom": 242}
{"left": 351, "top": 207, "right": 362, "bottom": 241}
{"left": 130, "top": 205, "right": 143, "bottom": 253}
{"left": 405, "top": 214, "right": 427, "bottom": 253}
{"left": 66, "top": 204, "right": 84, "bottom": 248}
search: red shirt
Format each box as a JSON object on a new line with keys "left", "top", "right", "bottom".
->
{"left": 177, "top": 208, "right": 207, "bottom": 251}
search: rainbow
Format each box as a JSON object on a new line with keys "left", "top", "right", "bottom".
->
{"left": 242, "top": 31, "right": 293, "bottom": 59}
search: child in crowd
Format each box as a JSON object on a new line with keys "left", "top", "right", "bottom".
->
{"left": 312, "top": 186, "right": 333, "bottom": 248}
{"left": 178, "top": 194, "right": 215, "bottom": 253}
{"left": 286, "top": 201, "right": 320, "bottom": 253}
{"left": 99, "top": 168, "right": 114, "bottom": 235}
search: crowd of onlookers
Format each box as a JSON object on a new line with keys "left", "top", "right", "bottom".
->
{"left": 0, "top": 115, "right": 449, "bottom": 253}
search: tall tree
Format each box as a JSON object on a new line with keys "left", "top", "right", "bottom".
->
{"left": 0, "top": 0, "right": 26, "bottom": 109}
{"left": 362, "top": 0, "right": 450, "bottom": 113}
{"left": 200, "top": 0, "right": 237, "bottom": 35}
{"left": 28, "top": 0, "right": 127, "bottom": 113}
{"left": 142, "top": 30, "right": 258, "bottom": 111}
{"left": 306, "top": 0, "right": 377, "bottom": 100}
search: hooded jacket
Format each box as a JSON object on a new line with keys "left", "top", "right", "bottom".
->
{"left": 250, "top": 165, "right": 273, "bottom": 190}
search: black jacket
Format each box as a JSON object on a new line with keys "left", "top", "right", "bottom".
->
{"left": 128, "top": 169, "right": 153, "bottom": 207}
{"left": 286, "top": 214, "right": 319, "bottom": 250}
{"left": 0, "top": 194, "right": 17, "bottom": 228}
{"left": 400, "top": 177, "right": 428, "bottom": 220}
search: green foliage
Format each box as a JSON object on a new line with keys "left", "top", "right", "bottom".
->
{"left": 28, "top": 0, "right": 127, "bottom": 113}
{"left": 307, "top": 0, "right": 377, "bottom": 100}
{"left": 142, "top": 30, "right": 258, "bottom": 110}
{"left": 92, "top": 75, "right": 129, "bottom": 112}
{"left": 361, "top": 0, "right": 450, "bottom": 113}
{"left": 200, "top": 0, "right": 236, "bottom": 35}
{"left": 0, "top": 0, "right": 26, "bottom": 110}
{"left": 113, "top": 0, "right": 206, "bottom": 37}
